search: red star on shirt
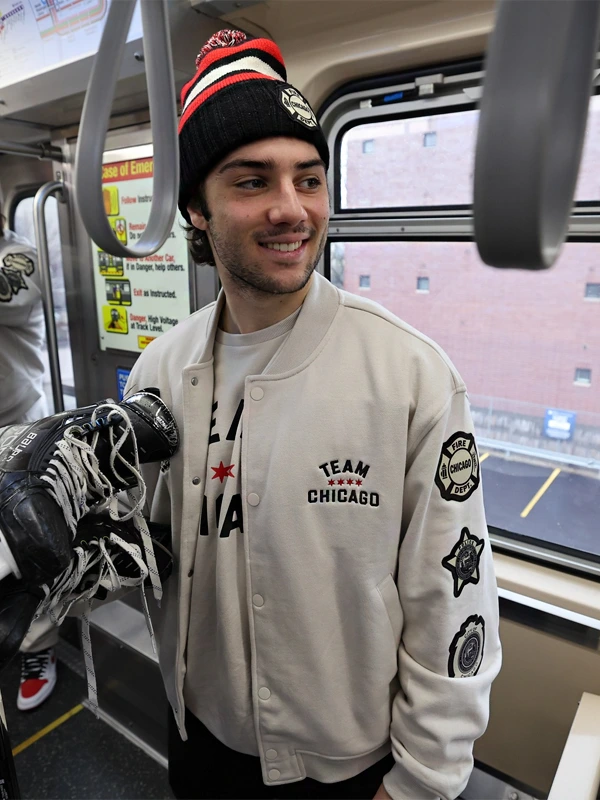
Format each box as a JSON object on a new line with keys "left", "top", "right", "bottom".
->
{"left": 347, "top": 479, "right": 354, "bottom": 485}
{"left": 356, "top": 479, "right": 363, "bottom": 486}
{"left": 328, "top": 479, "right": 335, "bottom": 486}
{"left": 211, "top": 461, "right": 235, "bottom": 483}
{"left": 337, "top": 478, "right": 345, "bottom": 485}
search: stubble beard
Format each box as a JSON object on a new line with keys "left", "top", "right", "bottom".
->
{"left": 210, "top": 225, "right": 328, "bottom": 298}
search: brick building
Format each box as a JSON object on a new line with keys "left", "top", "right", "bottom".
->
{"left": 337, "top": 104, "right": 600, "bottom": 456}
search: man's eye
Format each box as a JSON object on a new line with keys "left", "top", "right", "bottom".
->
{"left": 237, "top": 179, "right": 265, "bottom": 189}
{"left": 301, "top": 177, "right": 323, "bottom": 189}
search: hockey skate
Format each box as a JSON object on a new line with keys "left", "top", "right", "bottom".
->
{"left": 0, "top": 512, "right": 174, "bottom": 709}
{"left": 0, "top": 390, "right": 178, "bottom": 589}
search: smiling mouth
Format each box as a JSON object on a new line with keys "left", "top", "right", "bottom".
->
{"left": 259, "top": 241, "right": 305, "bottom": 252}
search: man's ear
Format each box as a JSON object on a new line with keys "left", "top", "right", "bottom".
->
{"left": 187, "top": 205, "right": 209, "bottom": 232}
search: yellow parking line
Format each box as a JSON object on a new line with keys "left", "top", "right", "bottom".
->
{"left": 12, "top": 703, "right": 84, "bottom": 756}
{"left": 520, "top": 468, "right": 561, "bottom": 518}
{"left": 479, "top": 452, "right": 490, "bottom": 463}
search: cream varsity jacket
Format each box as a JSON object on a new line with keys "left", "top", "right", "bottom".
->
{"left": 125, "top": 271, "right": 502, "bottom": 800}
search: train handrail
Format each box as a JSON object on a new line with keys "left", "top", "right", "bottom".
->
{"left": 33, "top": 181, "right": 65, "bottom": 414}
{"left": 473, "top": 0, "right": 600, "bottom": 270}
{"left": 74, "top": 0, "right": 179, "bottom": 258}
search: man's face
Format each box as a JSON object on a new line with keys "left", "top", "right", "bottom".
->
{"left": 188, "top": 137, "right": 330, "bottom": 297}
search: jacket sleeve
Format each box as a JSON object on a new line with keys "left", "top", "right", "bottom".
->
{"left": 383, "top": 387, "right": 502, "bottom": 800}
{"left": 123, "top": 356, "right": 172, "bottom": 525}
{"left": 0, "top": 245, "right": 42, "bottom": 328}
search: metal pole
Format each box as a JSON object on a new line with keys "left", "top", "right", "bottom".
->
{"left": 33, "top": 182, "right": 65, "bottom": 414}
{"left": 0, "top": 140, "right": 64, "bottom": 161}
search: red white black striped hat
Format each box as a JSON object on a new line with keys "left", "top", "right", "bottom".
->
{"left": 178, "top": 29, "right": 330, "bottom": 223}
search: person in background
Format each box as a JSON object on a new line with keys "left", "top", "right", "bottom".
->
{"left": 125, "top": 29, "right": 502, "bottom": 800}
{"left": 0, "top": 202, "right": 58, "bottom": 711}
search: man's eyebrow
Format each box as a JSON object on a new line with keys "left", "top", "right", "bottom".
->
{"left": 296, "top": 159, "right": 326, "bottom": 171}
{"left": 217, "top": 158, "right": 326, "bottom": 174}
{"left": 218, "top": 159, "right": 275, "bottom": 174}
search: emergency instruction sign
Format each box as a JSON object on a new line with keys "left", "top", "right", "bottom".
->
{"left": 92, "top": 152, "right": 191, "bottom": 353}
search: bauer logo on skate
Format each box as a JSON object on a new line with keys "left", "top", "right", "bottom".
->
{"left": 5, "top": 431, "right": 37, "bottom": 462}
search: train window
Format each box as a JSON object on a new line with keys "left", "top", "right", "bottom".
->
{"left": 13, "top": 195, "right": 76, "bottom": 412}
{"left": 574, "top": 94, "right": 600, "bottom": 202}
{"left": 340, "top": 92, "right": 600, "bottom": 211}
{"left": 325, "top": 240, "right": 600, "bottom": 561}
{"left": 339, "top": 109, "right": 477, "bottom": 210}
{"left": 327, "top": 66, "right": 600, "bottom": 572}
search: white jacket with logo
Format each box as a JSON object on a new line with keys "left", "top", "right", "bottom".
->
{"left": 126, "top": 271, "right": 502, "bottom": 800}
{"left": 0, "top": 230, "right": 45, "bottom": 426}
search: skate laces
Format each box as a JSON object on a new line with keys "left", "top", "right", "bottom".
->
{"left": 36, "top": 401, "right": 163, "bottom": 714}
{"left": 21, "top": 649, "right": 52, "bottom": 682}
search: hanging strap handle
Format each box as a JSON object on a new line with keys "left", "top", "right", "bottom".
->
{"left": 75, "top": 0, "right": 179, "bottom": 258}
{"left": 474, "top": 0, "right": 600, "bottom": 270}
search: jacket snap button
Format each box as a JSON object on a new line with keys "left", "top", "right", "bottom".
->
{"left": 258, "top": 687, "right": 271, "bottom": 700}
{"left": 248, "top": 493, "right": 260, "bottom": 506}
{"left": 268, "top": 769, "right": 280, "bottom": 780}
{"left": 192, "top": 476, "right": 201, "bottom": 485}
{"left": 266, "top": 749, "right": 278, "bottom": 760}
{"left": 191, "top": 377, "right": 198, "bottom": 386}
{"left": 250, "top": 387, "right": 264, "bottom": 401}
{"left": 252, "top": 594, "right": 264, "bottom": 607}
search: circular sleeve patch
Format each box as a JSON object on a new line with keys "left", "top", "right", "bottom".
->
{"left": 448, "top": 615, "right": 485, "bottom": 678}
{"left": 435, "top": 431, "right": 480, "bottom": 502}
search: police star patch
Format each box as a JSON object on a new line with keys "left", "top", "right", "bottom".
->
{"left": 442, "top": 527, "right": 484, "bottom": 598}
{"left": 448, "top": 615, "right": 485, "bottom": 678}
{"left": 435, "top": 431, "right": 480, "bottom": 502}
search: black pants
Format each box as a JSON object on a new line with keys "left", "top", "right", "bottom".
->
{"left": 168, "top": 708, "right": 395, "bottom": 799}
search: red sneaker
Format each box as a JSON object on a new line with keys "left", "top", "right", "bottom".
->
{"left": 17, "top": 648, "right": 57, "bottom": 711}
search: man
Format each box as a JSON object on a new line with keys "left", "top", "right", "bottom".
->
{"left": 126, "top": 29, "right": 502, "bottom": 800}
{"left": 0, "top": 209, "right": 59, "bottom": 711}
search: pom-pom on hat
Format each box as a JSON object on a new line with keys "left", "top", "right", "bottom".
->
{"left": 178, "top": 29, "right": 330, "bottom": 223}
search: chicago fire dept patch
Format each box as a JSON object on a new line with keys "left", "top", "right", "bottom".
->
{"left": 448, "top": 615, "right": 485, "bottom": 678}
{"left": 435, "top": 431, "right": 480, "bottom": 502}
{"left": 442, "top": 527, "right": 484, "bottom": 598}
{"left": 279, "top": 87, "right": 318, "bottom": 128}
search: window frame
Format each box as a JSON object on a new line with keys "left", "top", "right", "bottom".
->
{"left": 7, "top": 184, "right": 42, "bottom": 232}
{"left": 320, "top": 59, "right": 600, "bottom": 580}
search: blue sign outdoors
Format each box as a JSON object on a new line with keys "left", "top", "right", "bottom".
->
{"left": 544, "top": 408, "right": 576, "bottom": 441}
{"left": 116, "top": 368, "right": 131, "bottom": 402}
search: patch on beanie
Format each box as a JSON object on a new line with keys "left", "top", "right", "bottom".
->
{"left": 279, "top": 87, "right": 318, "bottom": 129}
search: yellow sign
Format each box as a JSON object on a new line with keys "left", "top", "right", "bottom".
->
{"left": 110, "top": 217, "right": 127, "bottom": 245}
{"left": 98, "top": 250, "right": 124, "bottom": 277}
{"left": 102, "top": 306, "right": 128, "bottom": 334}
{"left": 106, "top": 279, "right": 131, "bottom": 306}
{"left": 137, "top": 335, "right": 156, "bottom": 350}
{"left": 103, "top": 186, "right": 119, "bottom": 216}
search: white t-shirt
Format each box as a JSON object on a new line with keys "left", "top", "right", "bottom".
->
{"left": 184, "top": 307, "right": 300, "bottom": 754}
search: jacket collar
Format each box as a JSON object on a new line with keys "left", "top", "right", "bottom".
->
{"left": 197, "top": 271, "right": 340, "bottom": 375}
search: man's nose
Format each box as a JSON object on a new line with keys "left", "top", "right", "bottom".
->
{"left": 267, "top": 181, "right": 308, "bottom": 227}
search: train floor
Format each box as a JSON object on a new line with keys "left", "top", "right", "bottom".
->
{"left": 0, "top": 636, "right": 174, "bottom": 799}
